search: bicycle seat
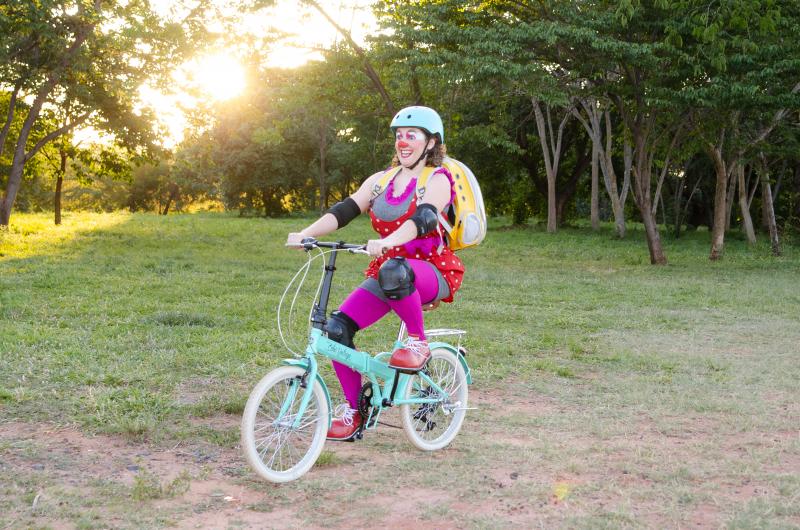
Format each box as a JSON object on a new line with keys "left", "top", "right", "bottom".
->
{"left": 422, "top": 300, "right": 440, "bottom": 312}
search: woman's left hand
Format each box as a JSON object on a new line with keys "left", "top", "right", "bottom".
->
{"left": 366, "top": 239, "right": 390, "bottom": 257}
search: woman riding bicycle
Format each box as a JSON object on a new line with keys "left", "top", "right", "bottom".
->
{"left": 286, "top": 106, "right": 465, "bottom": 441}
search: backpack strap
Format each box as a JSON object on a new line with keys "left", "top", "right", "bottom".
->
{"left": 415, "top": 167, "right": 451, "bottom": 253}
{"left": 414, "top": 167, "right": 437, "bottom": 203}
{"left": 371, "top": 166, "right": 403, "bottom": 199}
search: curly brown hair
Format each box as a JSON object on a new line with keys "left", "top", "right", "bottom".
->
{"left": 390, "top": 142, "right": 447, "bottom": 168}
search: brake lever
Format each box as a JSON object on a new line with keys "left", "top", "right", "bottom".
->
{"left": 300, "top": 237, "right": 318, "bottom": 251}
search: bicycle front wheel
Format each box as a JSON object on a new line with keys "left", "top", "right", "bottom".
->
{"left": 400, "top": 347, "right": 468, "bottom": 451}
{"left": 241, "top": 366, "right": 329, "bottom": 483}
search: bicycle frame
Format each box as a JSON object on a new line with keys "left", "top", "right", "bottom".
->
{"left": 280, "top": 241, "right": 470, "bottom": 430}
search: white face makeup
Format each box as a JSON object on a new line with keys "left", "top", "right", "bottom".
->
{"left": 395, "top": 127, "right": 432, "bottom": 168}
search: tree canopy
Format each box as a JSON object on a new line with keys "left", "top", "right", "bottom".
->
{"left": 2, "top": 0, "right": 799, "bottom": 262}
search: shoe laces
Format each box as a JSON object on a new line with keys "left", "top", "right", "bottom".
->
{"left": 333, "top": 403, "right": 357, "bottom": 426}
{"left": 402, "top": 336, "right": 429, "bottom": 359}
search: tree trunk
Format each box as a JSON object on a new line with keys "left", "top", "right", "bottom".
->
{"left": 318, "top": 117, "right": 328, "bottom": 214}
{"left": 672, "top": 173, "right": 684, "bottom": 238}
{"left": 603, "top": 115, "right": 630, "bottom": 238}
{"left": 724, "top": 165, "right": 736, "bottom": 231}
{"left": 706, "top": 145, "right": 728, "bottom": 260}
{"left": 761, "top": 172, "right": 771, "bottom": 232}
{"left": 532, "top": 99, "right": 570, "bottom": 233}
{"left": 629, "top": 157, "right": 666, "bottom": 263}
{"left": 675, "top": 168, "right": 702, "bottom": 239}
{"left": 632, "top": 161, "right": 666, "bottom": 263}
{"left": 609, "top": 185, "right": 626, "bottom": 237}
{"left": 546, "top": 174, "right": 556, "bottom": 231}
{"left": 735, "top": 163, "right": 756, "bottom": 244}
{"left": 641, "top": 201, "right": 666, "bottom": 264}
{"left": 573, "top": 102, "right": 626, "bottom": 237}
{"left": 760, "top": 155, "right": 781, "bottom": 256}
{"left": 590, "top": 139, "right": 600, "bottom": 230}
{"left": 54, "top": 149, "right": 67, "bottom": 225}
{"left": 762, "top": 179, "right": 780, "bottom": 256}
{"left": 54, "top": 176, "right": 64, "bottom": 225}
{"left": 556, "top": 135, "right": 591, "bottom": 225}
{"left": 410, "top": 65, "right": 424, "bottom": 105}
{"left": 258, "top": 189, "right": 266, "bottom": 216}
{"left": 0, "top": 81, "right": 21, "bottom": 159}
{"left": 161, "top": 189, "right": 174, "bottom": 215}
{"left": 794, "top": 162, "right": 800, "bottom": 221}
{"left": 1, "top": 87, "right": 52, "bottom": 226}
{"left": 1, "top": 150, "right": 28, "bottom": 226}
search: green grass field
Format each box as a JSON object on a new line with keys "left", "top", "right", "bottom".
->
{"left": 1, "top": 211, "right": 799, "bottom": 528}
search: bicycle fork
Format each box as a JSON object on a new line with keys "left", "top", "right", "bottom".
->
{"left": 276, "top": 356, "right": 320, "bottom": 430}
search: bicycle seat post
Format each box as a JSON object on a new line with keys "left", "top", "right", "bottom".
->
{"left": 396, "top": 321, "right": 407, "bottom": 342}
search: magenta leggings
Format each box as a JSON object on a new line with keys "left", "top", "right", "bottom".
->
{"left": 332, "top": 259, "right": 442, "bottom": 409}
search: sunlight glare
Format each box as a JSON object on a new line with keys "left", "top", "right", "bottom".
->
{"left": 190, "top": 53, "right": 246, "bottom": 101}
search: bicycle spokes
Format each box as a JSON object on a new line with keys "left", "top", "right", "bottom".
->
{"left": 400, "top": 349, "right": 469, "bottom": 450}
{"left": 242, "top": 366, "right": 329, "bottom": 482}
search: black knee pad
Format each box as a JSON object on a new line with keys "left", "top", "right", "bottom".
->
{"left": 323, "top": 310, "right": 359, "bottom": 349}
{"left": 378, "top": 257, "right": 416, "bottom": 300}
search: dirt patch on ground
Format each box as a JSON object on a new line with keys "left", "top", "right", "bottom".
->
{"left": 2, "top": 383, "right": 798, "bottom": 529}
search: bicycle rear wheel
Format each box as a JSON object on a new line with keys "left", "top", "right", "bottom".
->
{"left": 241, "top": 366, "right": 329, "bottom": 483}
{"left": 399, "top": 347, "right": 468, "bottom": 451}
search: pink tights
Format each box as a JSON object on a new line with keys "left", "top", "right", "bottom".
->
{"left": 332, "top": 259, "right": 441, "bottom": 409}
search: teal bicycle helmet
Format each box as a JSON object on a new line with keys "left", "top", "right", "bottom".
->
{"left": 390, "top": 106, "right": 444, "bottom": 144}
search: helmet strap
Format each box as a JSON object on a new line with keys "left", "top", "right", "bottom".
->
{"left": 407, "top": 134, "right": 434, "bottom": 170}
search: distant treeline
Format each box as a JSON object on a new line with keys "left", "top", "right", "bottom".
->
{"left": 3, "top": 1, "right": 799, "bottom": 263}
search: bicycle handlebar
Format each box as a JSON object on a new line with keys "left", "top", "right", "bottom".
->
{"left": 293, "top": 237, "right": 369, "bottom": 254}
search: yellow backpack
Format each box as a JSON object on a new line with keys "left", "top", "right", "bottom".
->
{"left": 372, "top": 157, "right": 487, "bottom": 251}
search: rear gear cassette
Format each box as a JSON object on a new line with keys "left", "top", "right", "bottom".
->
{"left": 412, "top": 386, "right": 439, "bottom": 432}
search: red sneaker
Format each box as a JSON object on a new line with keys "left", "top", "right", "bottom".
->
{"left": 326, "top": 404, "right": 363, "bottom": 441}
{"left": 389, "top": 336, "right": 431, "bottom": 372}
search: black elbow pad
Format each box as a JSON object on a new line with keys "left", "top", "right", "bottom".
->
{"left": 326, "top": 197, "right": 361, "bottom": 228}
{"left": 410, "top": 203, "right": 439, "bottom": 236}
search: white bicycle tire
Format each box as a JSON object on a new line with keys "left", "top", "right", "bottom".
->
{"left": 400, "top": 347, "right": 468, "bottom": 451}
{"left": 241, "top": 366, "right": 329, "bottom": 483}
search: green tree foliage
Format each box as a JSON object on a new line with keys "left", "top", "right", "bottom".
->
{"left": 0, "top": 0, "right": 208, "bottom": 226}
{"left": 369, "top": 0, "right": 800, "bottom": 262}
{"left": 0, "top": 93, "right": 59, "bottom": 213}
{"left": 6, "top": 0, "right": 798, "bottom": 263}
{"left": 175, "top": 48, "right": 390, "bottom": 217}
{"left": 669, "top": 0, "right": 800, "bottom": 258}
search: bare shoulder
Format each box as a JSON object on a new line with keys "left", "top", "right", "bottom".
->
{"left": 356, "top": 170, "right": 389, "bottom": 194}
{"left": 363, "top": 170, "right": 387, "bottom": 187}
{"left": 351, "top": 168, "right": 392, "bottom": 210}
{"left": 427, "top": 169, "right": 451, "bottom": 191}
{"left": 420, "top": 168, "right": 452, "bottom": 209}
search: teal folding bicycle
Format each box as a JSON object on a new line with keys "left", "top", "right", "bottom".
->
{"left": 241, "top": 239, "right": 473, "bottom": 483}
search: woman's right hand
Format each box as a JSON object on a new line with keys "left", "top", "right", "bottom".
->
{"left": 366, "top": 239, "right": 390, "bottom": 257}
{"left": 286, "top": 232, "right": 307, "bottom": 248}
